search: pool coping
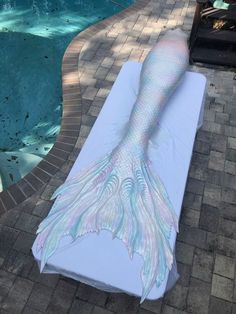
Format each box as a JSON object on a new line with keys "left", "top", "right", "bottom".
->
{"left": 0, "top": 0, "right": 150, "bottom": 214}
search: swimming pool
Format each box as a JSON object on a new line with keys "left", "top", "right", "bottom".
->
{"left": 0, "top": 0, "right": 133, "bottom": 192}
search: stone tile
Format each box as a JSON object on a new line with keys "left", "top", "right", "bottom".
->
{"left": 22, "top": 307, "right": 43, "bottom": 314}
{"left": 233, "top": 304, "right": 236, "bottom": 314}
{"left": 77, "top": 283, "right": 108, "bottom": 307}
{"left": 69, "top": 299, "right": 94, "bottom": 314}
{"left": 0, "top": 226, "right": 20, "bottom": 260}
{"left": 228, "top": 137, "right": 236, "bottom": 150}
{"left": 181, "top": 208, "right": 199, "bottom": 228}
{"left": 92, "top": 306, "right": 114, "bottom": 314}
{"left": 214, "top": 253, "right": 235, "bottom": 279}
{"left": 186, "top": 178, "right": 204, "bottom": 195}
{"left": 14, "top": 213, "right": 41, "bottom": 234}
{"left": 2, "top": 250, "right": 34, "bottom": 277}
{"left": 83, "top": 86, "right": 98, "bottom": 100}
{"left": 162, "top": 305, "right": 187, "bottom": 314}
{"left": 189, "top": 164, "right": 207, "bottom": 181}
{"left": 191, "top": 152, "right": 209, "bottom": 169}
{"left": 199, "top": 204, "right": 219, "bottom": 233}
{"left": 95, "top": 79, "right": 112, "bottom": 89}
{"left": 177, "top": 263, "right": 191, "bottom": 287}
{"left": 208, "top": 151, "right": 225, "bottom": 171}
{"left": 230, "top": 106, "right": 236, "bottom": 123}
{"left": 202, "top": 121, "right": 222, "bottom": 134}
{"left": 222, "top": 186, "right": 236, "bottom": 204}
{"left": 182, "top": 192, "right": 202, "bottom": 211}
{"left": 0, "top": 257, "right": 4, "bottom": 267}
{"left": 222, "top": 172, "right": 236, "bottom": 190}
{"left": 208, "top": 296, "right": 232, "bottom": 314}
{"left": 196, "top": 130, "right": 212, "bottom": 144}
{"left": 105, "top": 293, "right": 139, "bottom": 314}
{"left": 219, "top": 218, "right": 236, "bottom": 240}
{"left": 177, "top": 224, "right": 207, "bottom": 249}
{"left": 13, "top": 231, "right": 35, "bottom": 254}
{"left": 234, "top": 280, "right": 236, "bottom": 304}
{"left": 97, "top": 88, "right": 110, "bottom": 98}
{"left": 204, "top": 109, "right": 215, "bottom": 122}
{"left": 101, "top": 57, "right": 114, "bottom": 68}
{"left": 0, "top": 286, "right": 9, "bottom": 306}
{"left": 225, "top": 160, "right": 236, "bottom": 175}
{"left": 2, "top": 277, "right": 34, "bottom": 314}
{"left": 47, "top": 279, "right": 77, "bottom": 314}
{"left": 215, "top": 112, "right": 229, "bottom": 124}
{"left": 88, "top": 105, "right": 101, "bottom": 117}
{"left": 211, "top": 274, "right": 234, "bottom": 302}
{"left": 0, "top": 270, "right": 16, "bottom": 303}
{"left": 175, "top": 241, "right": 194, "bottom": 265}
{"left": 187, "top": 278, "right": 211, "bottom": 314}
{"left": 0, "top": 270, "right": 16, "bottom": 290}
{"left": 68, "top": 148, "right": 81, "bottom": 163}
{"left": 55, "top": 279, "right": 77, "bottom": 295}
{"left": 164, "top": 284, "right": 188, "bottom": 310}
{"left": 0, "top": 309, "right": 12, "bottom": 314}
{"left": 33, "top": 199, "right": 52, "bottom": 218}
{"left": 226, "top": 148, "right": 236, "bottom": 162}
{"left": 220, "top": 202, "right": 236, "bottom": 221}
{"left": 28, "top": 263, "right": 59, "bottom": 288}
{"left": 206, "top": 169, "right": 224, "bottom": 187}
{"left": 211, "top": 134, "right": 227, "bottom": 153}
{"left": 140, "top": 298, "right": 162, "bottom": 313}
{"left": 81, "top": 99, "right": 93, "bottom": 115}
{"left": 0, "top": 210, "right": 21, "bottom": 228}
{"left": 106, "top": 70, "right": 117, "bottom": 83}
{"left": 79, "top": 125, "right": 92, "bottom": 138}
{"left": 206, "top": 232, "right": 217, "bottom": 253}
{"left": 75, "top": 136, "right": 87, "bottom": 150}
{"left": 216, "top": 235, "right": 236, "bottom": 257}
{"left": 203, "top": 183, "right": 221, "bottom": 207}
{"left": 138, "top": 309, "right": 154, "bottom": 314}
{"left": 80, "top": 49, "right": 96, "bottom": 61}
{"left": 26, "top": 283, "right": 53, "bottom": 312}
{"left": 40, "top": 184, "right": 56, "bottom": 201}
{"left": 95, "top": 67, "right": 110, "bottom": 80}
{"left": 193, "top": 140, "right": 210, "bottom": 155}
{"left": 81, "top": 115, "right": 97, "bottom": 127}
{"left": 192, "top": 248, "right": 214, "bottom": 283}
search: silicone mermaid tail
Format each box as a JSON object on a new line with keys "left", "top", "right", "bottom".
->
{"left": 36, "top": 29, "right": 189, "bottom": 302}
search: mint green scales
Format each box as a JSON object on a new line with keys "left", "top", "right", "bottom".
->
{"left": 36, "top": 29, "right": 189, "bottom": 302}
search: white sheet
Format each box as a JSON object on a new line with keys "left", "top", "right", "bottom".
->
{"left": 32, "top": 61, "right": 206, "bottom": 300}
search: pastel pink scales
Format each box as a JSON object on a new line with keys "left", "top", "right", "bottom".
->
{"left": 36, "top": 29, "right": 189, "bottom": 302}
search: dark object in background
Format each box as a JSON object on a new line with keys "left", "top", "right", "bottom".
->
{"left": 189, "top": 0, "right": 236, "bottom": 67}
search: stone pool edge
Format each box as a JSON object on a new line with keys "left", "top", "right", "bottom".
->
{"left": 0, "top": 0, "right": 150, "bottom": 214}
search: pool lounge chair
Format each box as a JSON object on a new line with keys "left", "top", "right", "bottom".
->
{"left": 32, "top": 61, "right": 206, "bottom": 300}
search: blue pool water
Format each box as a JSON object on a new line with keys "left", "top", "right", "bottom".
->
{"left": 0, "top": 0, "right": 133, "bottom": 191}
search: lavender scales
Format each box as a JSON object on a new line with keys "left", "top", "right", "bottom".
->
{"left": 36, "top": 29, "right": 189, "bottom": 302}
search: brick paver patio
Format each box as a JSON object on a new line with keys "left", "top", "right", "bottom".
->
{"left": 0, "top": 0, "right": 236, "bottom": 313}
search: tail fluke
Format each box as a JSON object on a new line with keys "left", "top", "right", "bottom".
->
{"left": 36, "top": 150, "right": 178, "bottom": 300}
{"left": 37, "top": 150, "right": 178, "bottom": 301}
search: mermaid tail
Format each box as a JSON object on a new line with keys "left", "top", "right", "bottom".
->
{"left": 36, "top": 146, "right": 178, "bottom": 301}
{"left": 36, "top": 28, "right": 188, "bottom": 301}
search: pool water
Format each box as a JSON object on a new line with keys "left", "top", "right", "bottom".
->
{"left": 0, "top": 0, "right": 133, "bottom": 191}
